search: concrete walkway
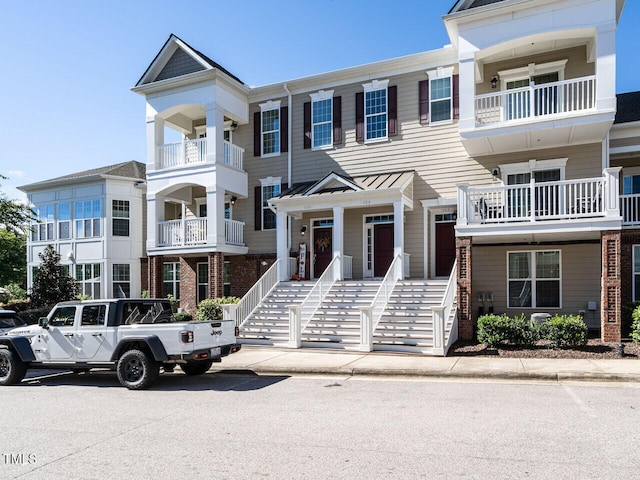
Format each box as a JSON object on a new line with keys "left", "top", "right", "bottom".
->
{"left": 215, "top": 345, "right": 640, "bottom": 383}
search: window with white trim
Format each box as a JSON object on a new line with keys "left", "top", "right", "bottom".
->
{"left": 508, "top": 250, "right": 561, "bottom": 308}
{"left": 224, "top": 261, "right": 231, "bottom": 297}
{"left": 197, "top": 262, "right": 208, "bottom": 304}
{"left": 310, "top": 90, "right": 333, "bottom": 149}
{"left": 624, "top": 174, "right": 640, "bottom": 195}
{"left": 427, "top": 67, "right": 453, "bottom": 124}
{"left": 364, "top": 80, "right": 388, "bottom": 141}
{"left": 633, "top": 246, "right": 640, "bottom": 302}
{"left": 112, "top": 200, "right": 130, "bottom": 237}
{"left": 32, "top": 205, "right": 54, "bottom": 242}
{"left": 260, "top": 178, "right": 281, "bottom": 230}
{"left": 260, "top": 101, "right": 280, "bottom": 156}
{"left": 163, "top": 262, "right": 180, "bottom": 300}
{"left": 58, "top": 203, "right": 71, "bottom": 240}
{"left": 76, "top": 263, "right": 101, "bottom": 299}
{"left": 112, "top": 264, "right": 130, "bottom": 298}
{"left": 75, "top": 200, "right": 101, "bottom": 238}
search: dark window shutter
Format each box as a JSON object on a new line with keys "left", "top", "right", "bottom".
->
{"left": 253, "top": 111, "right": 261, "bottom": 157}
{"left": 419, "top": 80, "right": 430, "bottom": 125}
{"left": 280, "top": 106, "right": 288, "bottom": 152}
{"left": 303, "top": 102, "right": 312, "bottom": 149}
{"left": 355, "top": 92, "right": 364, "bottom": 142}
{"left": 333, "top": 96, "right": 342, "bottom": 145}
{"left": 254, "top": 186, "right": 262, "bottom": 230}
{"left": 453, "top": 74, "right": 460, "bottom": 120}
{"left": 388, "top": 86, "right": 398, "bottom": 136}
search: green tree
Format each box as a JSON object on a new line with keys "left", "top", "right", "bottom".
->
{"left": 30, "top": 245, "right": 79, "bottom": 308}
{"left": 0, "top": 174, "right": 33, "bottom": 234}
{"left": 0, "top": 229, "right": 27, "bottom": 289}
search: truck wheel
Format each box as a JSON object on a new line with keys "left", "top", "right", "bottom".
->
{"left": 0, "top": 349, "right": 28, "bottom": 386}
{"left": 116, "top": 349, "right": 160, "bottom": 390}
{"left": 180, "top": 360, "right": 213, "bottom": 376}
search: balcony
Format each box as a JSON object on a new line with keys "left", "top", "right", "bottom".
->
{"left": 156, "top": 139, "right": 244, "bottom": 171}
{"left": 461, "top": 76, "right": 614, "bottom": 157}
{"left": 457, "top": 171, "right": 621, "bottom": 241}
{"left": 158, "top": 218, "right": 245, "bottom": 248}
{"left": 621, "top": 195, "right": 640, "bottom": 226}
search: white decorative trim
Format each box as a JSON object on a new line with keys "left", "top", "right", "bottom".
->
{"left": 260, "top": 176, "right": 281, "bottom": 187}
{"left": 498, "top": 60, "right": 568, "bottom": 86}
{"left": 259, "top": 100, "right": 281, "bottom": 111}
{"left": 499, "top": 158, "right": 568, "bottom": 183}
{"left": 309, "top": 89, "right": 334, "bottom": 101}
{"left": 426, "top": 66, "right": 454, "bottom": 80}
{"left": 362, "top": 79, "right": 389, "bottom": 92}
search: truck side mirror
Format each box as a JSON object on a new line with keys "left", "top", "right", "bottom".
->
{"left": 39, "top": 317, "right": 49, "bottom": 329}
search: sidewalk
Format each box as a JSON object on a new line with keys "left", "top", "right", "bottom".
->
{"left": 215, "top": 345, "right": 640, "bottom": 383}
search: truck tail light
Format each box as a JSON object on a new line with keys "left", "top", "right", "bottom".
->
{"left": 180, "top": 331, "right": 194, "bottom": 343}
{"left": 235, "top": 326, "right": 239, "bottom": 337}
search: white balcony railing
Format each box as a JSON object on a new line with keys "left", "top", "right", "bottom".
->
{"left": 459, "top": 177, "right": 609, "bottom": 225}
{"left": 621, "top": 194, "right": 640, "bottom": 225}
{"left": 156, "top": 139, "right": 244, "bottom": 171}
{"left": 157, "top": 218, "right": 245, "bottom": 247}
{"left": 475, "top": 76, "right": 596, "bottom": 126}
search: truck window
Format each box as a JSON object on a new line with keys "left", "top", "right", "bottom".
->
{"left": 81, "top": 305, "right": 107, "bottom": 327}
{"left": 49, "top": 307, "right": 76, "bottom": 327}
{"left": 122, "top": 301, "right": 174, "bottom": 325}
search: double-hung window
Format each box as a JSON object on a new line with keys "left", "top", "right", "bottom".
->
{"left": 260, "top": 101, "right": 280, "bottom": 157}
{"left": 363, "top": 80, "right": 388, "bottom": 141}
{"left": 75, "top": 200, "right": 101, "bottom": 238}
{"left": 260, "top": 177, "right": 281, "bottom": 230}
{"left": 112, "top": 200, "right": 130, "bottom": 237}
{"left": 58, "top": 203, "right": 71, "bottom": 239}
{"left": 163, "top": 262, "right": 180, "bottom": 299}
{"left": 427, "top": 67, "right": 454, "bottom": 124}
{"left": 633, "top": 246, "right": 640, "bottom": 302}
{"left": 112, "top": 264, "right": 130, "bottom": 298}
{"left": 197, "top": 262, "right": 208, "bottom": 304}
{"left": 32, "top": 205, "right": 54, "bottom": 242}
{"left": 310, "top": 90, "right": 333, "bottom": 149}
{"left": 76, "top": 263, "right": 101, "bottom": 299}
{"left": 508, "top": 250, "right": 561, "bottom": 308}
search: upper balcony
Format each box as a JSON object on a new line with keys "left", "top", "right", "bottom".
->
{"left": 157, "top": 138, "right": 244, "bottom": 171}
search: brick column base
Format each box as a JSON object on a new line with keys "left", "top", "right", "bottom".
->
{"left": 148, "top": 255, "right": 163, "bottom": 299}
{"left": 180, "top": 257, "right": 198, "bottom": 313}
{"left": 208, "top": 252, "right": 224, "bottom": 300}
{"left": 601, "top": 231, "right": 622, "bottom": 342}
{"left": 456, "top": 237, "right": 473, "bottom": 341}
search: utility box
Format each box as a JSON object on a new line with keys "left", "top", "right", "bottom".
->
{"left": 530, "top": 313, "right": 551, "bottom": 327}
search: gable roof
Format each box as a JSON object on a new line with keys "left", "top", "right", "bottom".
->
{"left": 18, "top": 161, "right": 146, "bottom": 192}
{"left": 135, "top": 34, "right": 243, "bottom": 87}
{"left": 615, "top": 92, "right": 640, "bottom": 124}
{"left": 448, "top": 0, "right": 507, "bottom": 14}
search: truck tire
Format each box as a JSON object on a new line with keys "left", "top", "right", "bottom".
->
{"left": 180, "top": 360, "right": 213, "bottom": 376}
{"left": 116, "top": 349, "right": 160, "bottom": 390}
{"left": 0, "top": 349, "right": 28, "bottom": 386}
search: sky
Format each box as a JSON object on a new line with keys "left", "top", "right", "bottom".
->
{"left": 1, "top": 0, "right": 638, "bottom": 202}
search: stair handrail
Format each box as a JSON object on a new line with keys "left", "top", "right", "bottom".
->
{"left": 433, "top": 260, "right": 458, "bottom": 355}
{"left": 227, "top": 259, "right": 281, "bottom": 329}
{"left": 371, "top": 254, "right": 403, "bottom": 332}
{"left": 299, "top": 256, "right": 341, "bottom": 331}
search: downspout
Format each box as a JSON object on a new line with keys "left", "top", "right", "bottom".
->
{"left": 283, "top": 83, "right": 293, "bottom": 254}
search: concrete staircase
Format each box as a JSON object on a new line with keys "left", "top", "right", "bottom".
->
{"left": 238, "top": 278, "right": 453, "bottom": 354}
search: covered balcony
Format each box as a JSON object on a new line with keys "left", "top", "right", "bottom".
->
{"left": 157, "top": 138, "right": 244, "bottom": 171}
{"left": 158, "top": 218, "right": 245, "bottom": 247}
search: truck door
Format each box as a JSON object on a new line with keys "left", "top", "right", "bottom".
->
{"left": 74, "top": 304, "right": 110, "bottom": 361}
{"left": 31, "top": 306, "right": 77, "bottom": 361}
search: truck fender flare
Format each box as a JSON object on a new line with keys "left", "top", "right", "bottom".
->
{"left": 111, "top": 336, "right": 169, "bottom": 362}
{"left": 0, "top": 337, "right": 37, "bottom": 362}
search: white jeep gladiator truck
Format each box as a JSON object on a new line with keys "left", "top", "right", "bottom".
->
{"left": 0, "top": 298, "right": 241, "bottom": 389}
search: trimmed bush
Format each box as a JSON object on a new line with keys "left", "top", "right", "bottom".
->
{"left": 173, "top": 311, "right": 193, "bottom": 322}
{"left": 540, "top": 315, "right": 588, "bottom": 349}
{"left": 631, "top": 306, "right": 640, "bottom": 343}
{"left": 195, "top": 297, "right": 240, "bottom": 321}
{"left": 477, "top": 314, "right": 537, "bottom": 348}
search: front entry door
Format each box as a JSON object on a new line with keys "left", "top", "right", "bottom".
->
{"left": 435, "top": 222, "right": 456, "bottom": 277}
{"left": 313, "top": 227, "right": 333, "bottom": 278}
{"left": 373, "top": 223, "right": 394, "bottom": 277}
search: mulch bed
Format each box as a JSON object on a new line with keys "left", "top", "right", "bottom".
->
{"left": 449, "top": 339, "right": 640, "bottom": 359}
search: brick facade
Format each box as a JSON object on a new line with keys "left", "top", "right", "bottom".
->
{"left": 601, "top": 230, "right": 622, "bottom": 342}
{"left": 180, "top": 257, "right": 199, "bottom": 313}
{"left": 228, "top": 254, "right": 276, "bottom": 297}
{"left": 148, "top": 255, "right": 164, "bottom": 299}
{"left": 208, "top": 252, "right": 224, "bottom": 300}
{"left": 456, "top": 237, "right": 473, "bottom": 341}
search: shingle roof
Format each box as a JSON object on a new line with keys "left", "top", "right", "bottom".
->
{"left": 615, "top": 92, "right": 640, "bottom": 124}
{"left": 449, "top": 0, "right": 507, "bottom": 14}
{"left": 19, "top": 161, "right": 146, "bottom": 191}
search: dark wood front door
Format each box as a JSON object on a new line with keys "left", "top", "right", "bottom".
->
{"left": 374, "top": 223, "right": 394, "bottom": 277}
{"left": 313, "top": 227, "right": 333, "bottom": 278}
{"left": 435, "top": 221, "right": 456, "bottom": 277}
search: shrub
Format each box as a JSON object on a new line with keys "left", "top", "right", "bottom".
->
{"left": 541, "top": 315, "right": 588, "bottom": 349}
{"left": 477, "top": 314, "right": 538, "bottom": 348}
{"left": 195, "top": 297, "right": 240, "bottom": 321}
{"left": 173, "top": 311, "right": 193, "bottom": 322}
{"left": 4, "top": 283, "right": 27, "bottom": 301}
{"left": 19, "top": 307, "right": 52, "bottom": 325}
{"left": 631, "top": 306, "right": 640, "bottom": 343}
{"left": 623, "top": 302, "right": 640, "bottom": 339}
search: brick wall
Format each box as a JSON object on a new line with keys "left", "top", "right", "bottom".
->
{"left": 456, "top": 237, "right": 473, "bottom": 341}
{"left": 601, "top": 230, "right": 622, "bottom": 342}
{"left": 229, "top": 254, "right": 276, "bottom": 297}
{"left": 208, "top": 252, "right": 224, "bottom": 301}
{"left": 140, "top": 257, "right": 149, "bottom": 294}
{"left": 180, "top": 257, "right": 198, "bottom": 313}
{"left": 148, "top": 256, "right": 163, "bottom": 299}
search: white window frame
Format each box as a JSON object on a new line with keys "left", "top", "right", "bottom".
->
{"left": 633, "top": 245, "right": 640, "bottom": 302}
{"left": 499, "top": 158, "right": 568, "bottom": 184}
{"left": 310, "top": 90, "right": 334, "bottom": 150}
{"left": 260, "top": 176, "right": 281, "bottom": 231}
{"left": 112, "top": 263, "right": 130, "bottom": 298}
{"left": 75, "top": 199, "right": 102, "bottom": 239}
{"left": 260, "top": 100, "right": 281, "bottom": 158}
{"left": 507, "top": 250, "right": 562, "bottom": 309}
{"left": 197, "top": 262, "right": 209, "bottom": 304}
{"left": 363, "top": 79, "right": 389, "bottom": 143}
{"left": 163, "top": 262, "right": 180, "bottom": 300}
{"left": 498, "top": 60, "right": 568, "bottom": 89}
{"left": 76, "top": 263, "right": 102, "bottom": 299}
{"left": 58, "top": 203, "right": 71, "bottom": 240}
{"left": 112, "top": 200, "right": 130, "bottom": 237}
{"left": 32, "top": 204, "right": 55, "bottom": 242}
{"left": 427, "top": 66, "right": 454, "bottom": 125}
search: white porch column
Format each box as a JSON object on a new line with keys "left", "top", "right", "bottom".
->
{"left": 393, "top": 200, "right": 404, "bottom": 280}
{"left": 595, "top": 24, "right": 617, "bottom": 112}
{"left": 604, "top": 167, "right": 622, "bottom": 217}
{"left": 146, "top": 114, "right": 164, "bottom": 170}
{"left": 276, "top": 210, "right": 288, "bottom": 281}
{"left": 205, "top": 102, "right": 225, "bottom": 165}
{"left": 206, "top": 187, "right": 225, "bottom": 246}
{"left": 333, "top": 206, "right": 344, "bottom": 281}
{"left": 458, "top": 54, "right": 477, "bottom": 132}
{"left": 146, "top": 192, "right": 164, "bottom": 251}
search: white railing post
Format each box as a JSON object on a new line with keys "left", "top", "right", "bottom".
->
{"left": 457, "top": 184, "right": 469, "bottom": 225}
{"left": 529, "top": 81, "right": 535, "bottom": 119}
{"left": 359, "top": 306, "right": 373, "bottom": 352}
{"left": 529, "top": 178, "right": 536, "bottom": 222}
{"left": 603, "top": 167, "right": 621, "bottom": 217}
{"left": 431, "top": 306, "right": 446, "bottom": 356}
{"left": 222, "top": 303, "right": 238, "bottom": 325}
{"left": 288, "top": 305, "right": 302, "bottom": 348}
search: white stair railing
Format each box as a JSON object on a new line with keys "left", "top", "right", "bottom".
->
{"left": 359, "top": 254, "right": 403, "bottom": 352}
{"left": 223, "top": 259, "right": 280, "bottom": 328}
{"left": 287, "top": 256, "right": 340, "bottom": 348}
{"left": 431, "top": 260, "right": 457, "bottom": 356}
